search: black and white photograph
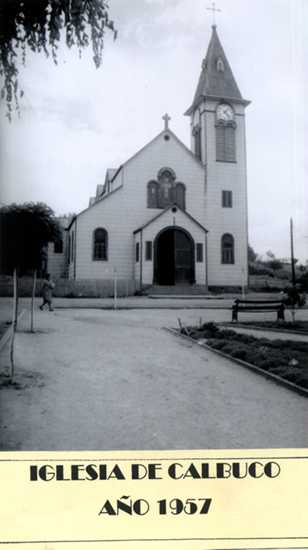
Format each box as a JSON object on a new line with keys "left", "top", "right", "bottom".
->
{"left": 0, "top": 0, "right": 307, "bottom": 451}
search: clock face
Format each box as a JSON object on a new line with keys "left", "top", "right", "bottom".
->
{"left": 217, "top": 104, "right": 234, "bottom": 122}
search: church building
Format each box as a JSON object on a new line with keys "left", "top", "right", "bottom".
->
{"left": 52, "top": 24, "right": 250, "bottom": 293}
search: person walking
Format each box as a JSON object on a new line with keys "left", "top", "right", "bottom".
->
{"left": 40, "top": 274, "right": 55, "bottom": 311}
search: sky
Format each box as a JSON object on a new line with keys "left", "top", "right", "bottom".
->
{"left": 0, "top": 0, "right": 307, "bottom": 262}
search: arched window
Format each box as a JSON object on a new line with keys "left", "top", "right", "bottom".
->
{"left": 193, "top": 125, "right": 202, "bottom": 161}
{"left": 93, "top": 228, "right": 108, "bottom": 261}
{"left": 147, "top": 181, "right": 158, "bottom": 208}
{"left": 175, "top": 183, "right": 186, "bottom": 210}
{"left": 157, "top": 167, "right": 176, "bottom": 182}
{"left": 221, "top": 234, "right": 235, "bottom": 264}
{"left": 158, "top": 168, "right": 176, "bottom": 208}
{"left": 217, "top": 57, "right": 225, "bottom": 72}
{"left": 147, "top": 168, "right": 187, "bottom": 210}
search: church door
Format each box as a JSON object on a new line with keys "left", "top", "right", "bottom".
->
{"left": 154, "top": 228, "right": 195, "bottom": 285}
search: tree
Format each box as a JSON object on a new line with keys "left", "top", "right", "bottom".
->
{"left": 265, "top": 250, "right": 275, "bottom": 260}
{"left": 248, "top": 244, "right": 258, "bottom": 263}
{"left": 266, "top": 258, "right": 283, "bottom": 271}
{"left": 0, "top": 202, "right": 61, "bottom": 380}
{"left": 0, "top": 0, "right": 117, "bottom": 118}
{"left": 0, "top": 202, "right": 61, "bottom": 275}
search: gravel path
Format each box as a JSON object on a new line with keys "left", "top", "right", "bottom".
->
{"left": 0, "top": 308, "right": 308, "bottom": 450}
{"left": 227, "top": 326, "right": 308, "bottom": 342}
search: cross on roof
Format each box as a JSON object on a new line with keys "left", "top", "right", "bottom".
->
{"left": 206, "top": 2, "right": 221, "bottom": 26}
{"left": 162, "top": 113, "right": 171, "bottom": 131}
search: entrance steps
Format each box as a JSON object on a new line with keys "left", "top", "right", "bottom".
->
{"left": 145, "top": 285, "right": 210, "bottom": 298}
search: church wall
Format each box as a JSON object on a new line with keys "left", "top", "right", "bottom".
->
{"left": 70, "top": 132, "right": 207, "bottom": 282}
{"left": 67, "top": 218, "right": 77, "bottom": 280}
{"left": 73, "top": 189, "right": 135, "bottom": 281}
{"left": 122, "top": 131, "right": 206, "bottom": 230}
{"left": 47, "top": 242, "right": 67, "bottom": 279}
{"left": 203, "top": 100, "right": 248, "bottom": 287}
{"left": 134, "top": 232, "right": 142, "bottom": 289}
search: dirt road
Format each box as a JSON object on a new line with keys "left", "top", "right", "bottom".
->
{"left": 1, "top": 307, "right": 308, "bottom": 450}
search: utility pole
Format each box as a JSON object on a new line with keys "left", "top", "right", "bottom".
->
{"left": 290, "top": 218, "right": 296, "bottom": 289}
{"left": 290, "top": 218, "right": 297, "bottom": 322}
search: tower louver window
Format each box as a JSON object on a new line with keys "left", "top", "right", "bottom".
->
{"left": 216, "top": 123, "right": 236, "bottom": 162}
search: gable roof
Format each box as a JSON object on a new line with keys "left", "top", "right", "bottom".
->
{"left": 67, "top": 184, "right": 123, "bottom": 229}
{"left": 83, "top": 127, "right": 204, "bottom": 223}
{"left": 133, "top": 204, "right": 208, "bottom": 235}
{"left": 185, "top": 26, "right": 250, "bottom": 115}
{"left": 118, "top": 128, "right": 205, "bottom": 173}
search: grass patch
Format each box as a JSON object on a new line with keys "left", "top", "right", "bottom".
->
{"left": 181, "top": 322, "right": 308, "bottom": 390}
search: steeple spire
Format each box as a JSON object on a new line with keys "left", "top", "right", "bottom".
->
{"left": 185, "top": 25, "right": 249, "bottom": 116}
{"left": 206, "top": 2, "right": 221, "bottom": 27}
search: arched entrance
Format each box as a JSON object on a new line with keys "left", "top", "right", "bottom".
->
{"left": 154, "top": 227, "right": 195, "bottom": 285}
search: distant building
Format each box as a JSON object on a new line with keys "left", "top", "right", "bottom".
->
{"left": 46, "top": 215, "right": 73, "bottom": 279}
{"left": 48, "top": 25, "right": 250, "bottom": 291}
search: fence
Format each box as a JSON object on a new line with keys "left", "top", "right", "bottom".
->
{"left": 0, "top": 276, "right": 136, "bottom": 298}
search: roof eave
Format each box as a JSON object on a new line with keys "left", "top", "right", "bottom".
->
{"left": 185, "top": 94, "right": 251, "bottom": 116}
{"left": 134, "top": 204, "right": 209, "bottom": 235}
{"left": 66, "top": 215, "right": 77, "bottom": 231}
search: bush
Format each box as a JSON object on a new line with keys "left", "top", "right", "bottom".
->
{"left": 218, "top": 329, "right": 238, "bottom": 339}
{"left": 200, "top": 322, "right": 219, "bottom": 334}
{"left": 207, "top": 339, "right": 226, "bottom": 350}
{"left": 284, "top": 369, "right": 302, "bottom": 383}
{"left": 229, "top": 347, "right": 247, "bottom": 360}
{"left": 294, "top": 373, "right": 308, "bottom": 389}
{"left": 249, "top": 262, "right": 274, "bottom": 277}
{"left": 266, "top": 259, "right": 283, "bottom": 271}
{"left": 298, "top": 272, "right": 308, "bottom": 291}
{"left": 257, "top": 358, "right": 284, "bottom": 371}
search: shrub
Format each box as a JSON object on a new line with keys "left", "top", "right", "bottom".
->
{"left": 249, "top": 262, "right": 275, "bottom": 277}
{"left": 258, "top": 358, "right": 284, "bottom": 371}
{"left": 207, "top": 339, "right": 226, "bottom": 350}
{"left": 229, "top": 347, "right": 247, "bottom": 360}
{"left": 284, "top": 369, "right": 302, "bottom": 383}
{"left": 295, "top": 373, "right": 308, "bottom": 389}
{"left": 220, "top": 343, "right": 237, "bottom": 355}
{"left": 218, "top": 329, "right": 238, "bottom": 339}
{"left": 200, "top": 322, "right": 219, "bottom": 334}
{"left": 298, "top": 272, "right": 308, "bottom": 291}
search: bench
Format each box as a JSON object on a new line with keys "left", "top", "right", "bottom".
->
{"left": 232, "top": 299, "right": 285, "bottom": 322}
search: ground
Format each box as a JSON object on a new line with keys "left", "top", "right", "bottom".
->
{"left": 1, "top": 297, "right": 308, "bottom": 450}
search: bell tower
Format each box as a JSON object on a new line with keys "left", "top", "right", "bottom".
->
{"left": 185, "top": 20, "right": 251, "bottom": 288}
{"left": 185, "top": 24, "right": 250, "bottom": 164}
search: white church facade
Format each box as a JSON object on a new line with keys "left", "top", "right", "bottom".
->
{"left": 50, "top": 25, "right": 250, "bottom": 292}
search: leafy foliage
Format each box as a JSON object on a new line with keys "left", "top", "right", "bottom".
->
{"left": 298, "top": 271, "right": 308, "bottom": 291}
{"left": 0, "top": 0, "right": 116, "bottom": 118}
{"left": 0, "top": 202, "right": 61, "bottom": 275}
{"left": 247, "top": 244, "right": 258, "bottom": 263}
{"left": 266, "top": 258, "right": 283, "bottom": 271}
